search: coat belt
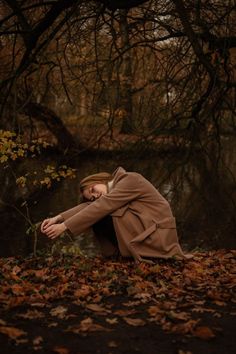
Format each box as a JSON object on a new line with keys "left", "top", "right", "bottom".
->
{"left": 130, "top": 216, "right": 176, "bottom": 245}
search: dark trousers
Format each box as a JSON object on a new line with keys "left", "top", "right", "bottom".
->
{"left": 92, "top": 215, "right": 118, "bottom": 248}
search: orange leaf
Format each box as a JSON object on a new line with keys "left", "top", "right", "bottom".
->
{"left": 0, "top": 326, "right": 27, "bottom": 339}
{"left": 114, "top": 309, "right": 136, "bottom": 316}
{"left": 147, "top": 306, "right": 163, "bottom": 317}
{"left": 66, "top": 317, "right": 112, "bottom": 333}
{"left": 193, "top": 326, "right": 215, "bottom": 339}
{"left": 52, "top": 346, "right": 70, "bottom": 354}
{"left": 11, "top": 284, "right": 24, "bottom": 295}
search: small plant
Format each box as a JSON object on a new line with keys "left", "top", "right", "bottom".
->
{"left": 0, "top": 130, "right": 78, "bottom": 256}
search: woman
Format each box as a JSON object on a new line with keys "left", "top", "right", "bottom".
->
{"left": 41, "top": 166, "right": 192, "bottom": 262}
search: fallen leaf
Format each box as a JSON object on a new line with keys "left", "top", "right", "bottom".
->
{"left": 167, "top": 311, "right": 190, "bottom": 321}
{"left": 17, "top": 310, "right": 45, "bottom": 319}
{"left": 33, "top": 336, "right": 43, "bottom": 345}
{"left": 10, "top": 284, "right": 24, "bottom": 295}
{"left": 193, "top": 326, "right": 215, "bottom": 339}
{"left": 66, "top": 317, "right": 112, "bottom": 333}
{"left": 114, "top": 309, "right": 136, "bottom": 316}
{"left": 74, "top": 285, "right": 91, "bottom": 298}
{"left": 12, "top": 265, "right": 21, "bottom": 275}
{"left": 48, "top": 322, "right": 58, "bottom": 327}
{"left": 106, "top": 318, "right": 118, "bottom": 325}
{"left": 86, "top": 303, "right": 110, "bottom": 314}
{"left": 123, "top": 317, "right": 146, "bottom": 326}
{"left": 52, "top": 346, "right": 70, "bottom": 354}
{"left": 50, "top": 306, "right": 67, "bottom": 319}
{"left": 122, "top": 300, "right": 141, "bottom": 307}
{"left": 147, "top": 306, "right": 163, "bottom": 317}
{"left": 30, "top": 302, "right": 48, "bottom": 308}
{"left": 214, "top": 300, "right": 227, "bottom": 307}
{"left": 0, "top": 326, "right": 27, "bottom": 339}
{"left": 108, "top": 341, "right": 118, "bottom": 347}
{"left": 163, "top": 319, "right": 200, "bottom": 334}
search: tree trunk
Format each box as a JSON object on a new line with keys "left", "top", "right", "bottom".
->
{"left": 23, "top": 102, "right": 83, "bottom": 151}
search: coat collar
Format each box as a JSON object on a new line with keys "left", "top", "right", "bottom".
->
{"left": 111, "top": 167, "right": 127, "bottom": 187}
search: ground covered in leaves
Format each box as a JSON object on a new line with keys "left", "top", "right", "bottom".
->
{"left": 0, "top": 250, "right": 235, "bottom": 354}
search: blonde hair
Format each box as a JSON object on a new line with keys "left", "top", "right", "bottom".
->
{"left": 79, "top": 172, "right": 112, "bottom": 192}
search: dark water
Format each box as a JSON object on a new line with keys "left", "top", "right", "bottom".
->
{"left": 1, "top": 137, "right": 236, "bottom": 256}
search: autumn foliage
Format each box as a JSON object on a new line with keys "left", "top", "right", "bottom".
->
{"left": 0, "top": 250, "right": 235, "bottom": 352}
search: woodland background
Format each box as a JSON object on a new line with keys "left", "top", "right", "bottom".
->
{"left": 0, "top": 0, "right": 235, "bottom": 254}
{"left": 0, "top": 2, "right": 235, "bottom": 353}
{"left": 0, "top": 0, "right": 236, "bottom": 253}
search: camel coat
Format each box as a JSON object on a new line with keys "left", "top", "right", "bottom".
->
{"left": 61, "top": 167, "right": 191, "bottom": 262}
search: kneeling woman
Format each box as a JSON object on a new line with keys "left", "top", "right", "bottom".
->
{"left": 41, "top": 167, "right": 192, "bottom": 262}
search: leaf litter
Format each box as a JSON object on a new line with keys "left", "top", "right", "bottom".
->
{"left": 0, "top": 250, "right": 235, "bottom": 351}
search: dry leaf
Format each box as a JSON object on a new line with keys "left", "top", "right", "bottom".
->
{"left": 147, "top": 306, "right": 163, "bottom": 317}
{"left": 86, "top": 303, "right": 110, "bottom": 314}
{"left": 164, "top": 319, "right": 200, "bottom": 334}
{"left": 108, "top": 341, "right": 118, "bottom": 348}
{"left": 48, "top": 322, "right": 58, "bottom": 327}
{"left": 50, "top": 306, "right": 67, "bottom": 319}
{"left": 106, "top": 318, "right": 118, "bottom": 325}
{"left": 74, "top": 285, "right": 91, "bottom": 298}
{"left": 33, "top": 336, "right": 43, "bottom": 345}
{"left": 10, "top": 284, "right": 24, "bottom": 295}
{"left": 17, "top": 310, "right": 45, "bottom": 319}
{"left": 122, "top": 301, "right": 141, "bottom": 307}
{"left": 168, "top": 311, "right": 190, "bottom": 321}
{"left": 193, "top": 326, "right": 215, "bottom": 339}
{"left": 123, "top": 317, "right": 146, "bottom": 326}
{"left": 0, "top": 326, "right": 27, "bottom": 339}
{"left": 52, "top": 346, "right": 70, "bottom": 354}
{"left": 12, "top": 265, "right": 21, "bottom": 275}
{"left": 114, "top": 309, "right": 136, "bottom": 316}
{"left": 30, "top": 302, "right": 47, "bottom": 308}
{"left": 66, "top": 317, "right": 111, "bottom": 333}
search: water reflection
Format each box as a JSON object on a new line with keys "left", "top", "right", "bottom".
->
{"left": 1, "top": 137, "right": 236, "bottom": 256}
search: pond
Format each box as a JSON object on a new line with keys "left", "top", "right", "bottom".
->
{"left": 1, "top": 136, "right": 236, "bottom": 257}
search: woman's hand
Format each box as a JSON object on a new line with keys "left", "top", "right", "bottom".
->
{"left": 43, "top": 223, "right": 67, "bottom": 239}
{"left": 40, "top": 215, "right": 63, "bottom": 233}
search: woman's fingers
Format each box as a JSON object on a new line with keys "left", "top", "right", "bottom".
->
{"left": 41, "top": 218, "right": 54, "bottom": 232}
{"left": 44, "top": 224, "right": 63, "bottom": 239}
{"left": 40, "top": 220, "right": 48, "bottom": 232}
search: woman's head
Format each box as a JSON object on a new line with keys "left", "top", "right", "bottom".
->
{"left": 80, "top": 172, "right": 112, "bottom": 202}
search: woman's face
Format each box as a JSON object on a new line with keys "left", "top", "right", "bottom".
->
{"left": 83, "top": 183, "right": 108, "bottom": 202}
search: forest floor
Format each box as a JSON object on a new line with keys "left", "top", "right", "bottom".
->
{"left": 0, "top": 250, "right": 235, "bottom": 354}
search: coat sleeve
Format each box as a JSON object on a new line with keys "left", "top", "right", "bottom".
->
{"left": 64, "top": 173, "right": 143, "bottom": 236}
{"left": 60, "top": 202, "right": 90, "bottom": 220}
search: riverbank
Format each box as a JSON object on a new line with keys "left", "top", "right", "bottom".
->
{"left": 0, "top": 250, "right": 235, "bottom": 353}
